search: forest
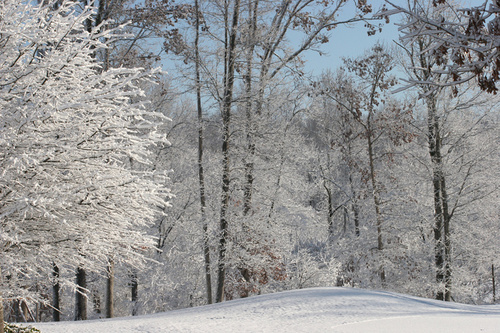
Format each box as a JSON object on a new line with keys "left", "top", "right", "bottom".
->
{"left": 0, "top": 0, "right": 499, "bottom": 329}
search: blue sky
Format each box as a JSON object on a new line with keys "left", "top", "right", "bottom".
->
{"left": 306, "top": 0, "right": 480, "bottom": 75}
{"left": 304, "top": 0, "right": 401, "bottom": 75}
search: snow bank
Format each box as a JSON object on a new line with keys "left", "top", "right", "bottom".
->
{"left": 36, "top": 287, "right": 500, "bottom": 332}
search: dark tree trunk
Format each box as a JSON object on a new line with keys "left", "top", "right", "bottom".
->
{"left": 106, "top": 260, "right": 114, "bottom": 318}
{"left": 493, "top": 264, "right": 496, "bottom": 303}
{"left": 427, "top": 96, "right": 451, "bottom": 301}
{"left": 216, "top": 0, "right": 241, "bottom": 304}
{"left": 194, "top": 0, "right": 213, "bottom": 306}
{"left": 131, "top": 273, "right": 138, "bottom": 316}
{"left": 92, "top": 289, "right": 101, "bottom": 316}
{"left": 75, "top": 267, "right": 87, "bottom": 321}
{"left": 325, "top": 182, "right": 334, "bottom": 240}
{"left": 242, "top": 0, "right": 258, "bottom": 217}
{"left": 52, "top": 263, "right": 61, "bottom": 322}
{"left": 349, "top": 173, "right": 360, "bottom": 237}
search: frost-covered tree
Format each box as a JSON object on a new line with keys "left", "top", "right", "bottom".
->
{"left": 315, "top": 45, "right": 413, "bottom": 284}
{"left": 392, "top": 0, "right": 500, "bottom": 302}
{"left": 0, "top": 0, "right": 170, "bottom": 326}
{"left": 310, "top": 61, "right": 420, "bottom": 291}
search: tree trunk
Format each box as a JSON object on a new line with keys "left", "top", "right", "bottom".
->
{"left": 426, "top": 95, "right": 451, "bottom": 301}
{"left": 131, "top": 273, "right": 138, "bottom": 316}
{"left": 242, "top": 0, "right": 258, "bottom": 217}
{"left": 367, "top": 125, "right": 385, "bottom": 283}
{"left": 493, "top": 264, "right": 496, "bottom": 303}
{"left": 440, "top": 175, "right": 452, "bottom": 301}
{"left": 75, "top": 267, "right": 87, "bottom": 321}
{"left": 344, "top": 138, "right": 360, "bottom": 237}
{"left": 12, "top": 300, "right": 21, "bottom": 322}
{"left": 92, "top": 289, "right": 101, "bottom": 316}
{"left": 106, "top": 260, "right": 114, "bottom": 318}
{"left": 410, "top": 34, "right": 453, "bottom": 302}
{"left": 349, "top": 173, "right": 360, "bottom": 237}
{"left": 52, "top": 263, "right": 61, "bottom": 322}
{"left": 216, "top": 0, "right": 241, "bottom": 304}
{"left": 20, "top": 301, "right": 30, "bottom": 322}
{"left": 194, "top": 0, "right": 213, "bottom": 305}
{"left": 325, "top": 181, "right": 335, "bottom": 240}
{"left": 0, "top": 266, "right": 4, "bottom": 333}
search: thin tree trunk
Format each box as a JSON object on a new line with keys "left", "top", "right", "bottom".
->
{"left": 194, "top": 0, "right": 213, "bottom": 306}
{"left": 52, "top": 263, "right": 61, "bottom": 322}
{"left": 238, "top": 0, "right": 259, "bottom": 296}
{"left": 492, "top": 264, "right": 496, "bottom": 303}
{"left": 106, "top": 260, "right": 114, "bottom": 318}
{"left": 340, "top": 68, "right": 386, "bottom": 282}
{"left": 345, "top": 138, "right": 360, "bottom": 237}
{"left": 75, "top": 267, "right": 87, "bottom": 321}
{"left": 367, "top": 126, "right": 385, "bottom": 283}
{"left": 242, "top": 0, "right": 258, "bottom": 216}
{"left": 0, "top": 266, "right": 4, "bottom": 333}
{"left": 349, "top": 173, "right": 360, "bottom": 237}
{"left": 440, "top": 174, "right": 452, "bottom": 301}
{"left": 131, "top": 273, "right": 138, "bottom": 316}
{"left": 322, "top": 150, "right": 335, "bottom": 241}
{"left": 216, "top": 0, "right": 241, "bottom": 304}
{"left": 325, "top": 181, "right": 334, "bottom": 240}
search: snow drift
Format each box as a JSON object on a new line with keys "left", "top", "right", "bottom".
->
{"left": 37, "top": 287, "right": 500, "bottom": 332}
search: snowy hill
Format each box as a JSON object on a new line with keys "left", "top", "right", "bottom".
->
{"left": 36, "top": 287, "right": 500, "bottom": 333}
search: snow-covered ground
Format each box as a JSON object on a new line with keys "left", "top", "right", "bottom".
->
{"left": 36, "top": 287, "right": 500, "bottom": 333}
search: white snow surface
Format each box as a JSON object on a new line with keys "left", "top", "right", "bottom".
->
{"left": 36, "top": 287, "right": 500, "bottom": 332}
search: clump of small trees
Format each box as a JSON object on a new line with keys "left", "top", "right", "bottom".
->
{"left": 0, "top": 1, "right": 170, "bottom": 330}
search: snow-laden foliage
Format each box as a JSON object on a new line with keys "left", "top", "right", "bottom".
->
{"left": 0, "top": 0, "right": 171, "bottom": 302}
{"left": 387, "top": 0, "right": 500, "bottom": 93}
